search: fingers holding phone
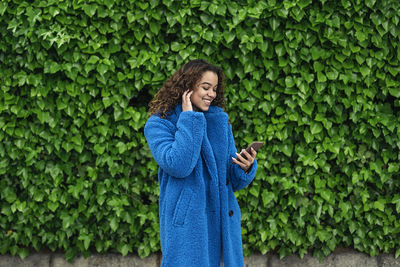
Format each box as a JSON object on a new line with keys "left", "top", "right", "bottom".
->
{"left": 182, "top": 90, "right": 193, "bottom": 112}
{"left": 232, "top": 141, "right": 263, "bottom": 172}
{"left": 232, "top": 147, "right": 257, "bottom": 172}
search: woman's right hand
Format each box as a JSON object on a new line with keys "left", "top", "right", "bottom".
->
{"left": 182, "top": 90, "right": 193, "bottom": 112}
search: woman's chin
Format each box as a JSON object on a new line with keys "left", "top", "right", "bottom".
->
{"left": 193, "top": 105, "right": 208, "bottom": 112}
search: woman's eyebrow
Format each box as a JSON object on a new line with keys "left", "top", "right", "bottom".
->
{"left": 201, "top": 82, "right": 217, "bottom": 87}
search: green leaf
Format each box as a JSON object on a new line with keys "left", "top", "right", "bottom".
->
{"left": 17, "top": 248, "right": 29, "bottom": 259}
{"left": 313, "top": 61, "right": 324, "bottom": 72}
{"left": 326, "top": 141, "right": 341, "bottom": 154}
{"left": 94, "top": 144, "right": 106, "bottom": 154}
{"left": 365, "top": 0, "right": 376, "bottom": 8}
{"left": 102, "top": 97, "right": 114, "bottom": 108}
{"left": 298, "top": 0, "right": 312, "bottom": 9}
{"left": 62, "top": 215, "right": 74, "bottom": 229}
{"left": 117, "top": 72, "right": 126, "bottom": 81}
{"left": 262, "top": 190, "right": 275, "bottom": 206}
{"left": 171, "top": 42, "right": 184, "bottom": 52}
{"left": 275, "top": 43, "right": 285, "bottom": 57}
{"left": 310, "top": 122, "right": 323, "bottom": 135}
{"left": 223, "top": 31, "right": 235, "bottom": 43}
{"left": 301, "top": 101, "right": 314, "bottom": 116}
{"left": 62, "top": 142, "right": 74, "bottom": 153}
{"left": 25, "top": 7, "right": 42, "bottom": 26}
{"left": 150, "top": 22, "right": 161, "bottom": 34}
{"left": 47, "top": 201, "right": 59, "bottom": 212}
{"left": 320, "top": 189, "right": 333, "bottom": 203}
{"left": 78, "top": 234, "right": 92, "bottom": 250}
{"left": 285, "top": 76, "right": 295, "bottom": 88}
{"left": 359, "top": 66, "right": 371, "bottom": 77}
{"left": 87, "top": 55, "right": 100, "bottom": 64}
{"left": 270, "top": 17, "right": 280, "bottom": 31}
{"left": 2, "top": 187, "right": 17, "bottom": 203}
{"left": 96, "top": 64, "right": 108, "bottom": 76}
{"left": 355, "top": 31, "right": 367, "bottom": 42}
{"left": 83, "top": 4, "right": 97, "bottom": 17}
{"left": 278, "top": 212, "right": 289, "bottom": 224}
{"left": 326, "top": 69, "right": 339, "bottom": 80}
{"left": 238, "top": 9, "right": 247, "bottom": 20}
{"left": 389, "top": 88, "right": 400, "bottom": 98}
{"left": 109, "top": 217, "right": 119, "bottom": 232}
{"left": 243, "top": 79, "right": 255, "bottom": 92}
{"left": 317, "top": 72, "right": 327, "bottom": 82}
{"left": 118, "top": 243, "right": 130, "bottom": 256}
{"left": 242, "top": 101, "right": 255, "bottom": 112}
{"left": 200, "top": 14, "right": 213, "bottom": 25}
{"left": 310, "top": 46, "right": 324, "bottom": 60}
{"left": 281, "top": 143, "right": 293, "bottom": 157}
{"left": 249, "top": 186, "right": 259, "bottom": 197}
{"left": 373, "top": 199, "right": 385, "bottom": 212}
{"left": 0, "top": 2, "right": 8, "bottom": 16}
{"left": 339, "top": 201, "right": 351, "bottom": 215}
{"left": 44, "top": 61, "right": 61, "bottom": 74}
{"left": 116, "top": 142, "right": 127, "bottom": 154}
{"left": 388, "top": 163, "right": 399, "bottom": 173}
{"left": 396, "top": 248, "right": 400, "bottom": 259}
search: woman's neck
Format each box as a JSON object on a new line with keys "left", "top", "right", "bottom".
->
{"left": 192, "top": 105, "right": 202, "bottom": 112}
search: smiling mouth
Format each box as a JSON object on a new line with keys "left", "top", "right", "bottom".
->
{"left": 203, "top": 99, "right": 212, "bottom": 105}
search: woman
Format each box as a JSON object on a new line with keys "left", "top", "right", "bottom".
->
{"left": 144, "top": 59, "right": 258, "bottom": 267}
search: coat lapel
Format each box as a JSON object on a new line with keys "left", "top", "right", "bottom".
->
{"left": 201, "top": 133, "right": 219, "bottom": 182}
{"left": 202, "top": 107, "right": 229, "bottom": 182}
{"left": 171, "top": 104, "right": 229, "bottom": 183}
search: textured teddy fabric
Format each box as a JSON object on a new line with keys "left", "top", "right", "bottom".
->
{"left": 144, "top": 104, "right": 258, "bottom": 267}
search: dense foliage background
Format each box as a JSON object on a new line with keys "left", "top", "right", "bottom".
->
{"left": 1, "top": 0, "right": 400, "bottom": 262}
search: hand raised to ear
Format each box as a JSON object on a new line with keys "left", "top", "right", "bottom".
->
{"left": 182, "top": 90, "right": 193, "bottom": 112}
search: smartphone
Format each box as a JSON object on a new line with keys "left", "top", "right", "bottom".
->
{"left": 240, "top": 141, "right": 264, "bottom": 159}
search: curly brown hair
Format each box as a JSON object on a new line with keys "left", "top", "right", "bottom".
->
{"left": 148, "top": 59, "right": 226, "bottom": 118}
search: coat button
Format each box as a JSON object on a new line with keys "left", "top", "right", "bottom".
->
{"left": 229, "top": 210, "right": 233, "bottom": 217}
{"left": 226, "top": 179, "right": 229, "bottom": 185}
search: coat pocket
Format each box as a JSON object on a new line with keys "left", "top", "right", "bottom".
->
{"left": 173, "top": 187, "right": 193, "bottom": 226}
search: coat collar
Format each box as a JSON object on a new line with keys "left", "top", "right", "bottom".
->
{"left": 171, "top": 102, "right": 224, "bottom": 115}
{"left": 166, "top": 103, "right": 229, "bottom": 183}
{"left": 167, "top": 103, "right": 225, "bottom": 125}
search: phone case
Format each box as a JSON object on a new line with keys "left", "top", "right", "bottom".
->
{"left": 240, "top": 141, "right": 264, "bottom": 159}
{"left": 245, "top": 141, "right": 264, "bottom": 153}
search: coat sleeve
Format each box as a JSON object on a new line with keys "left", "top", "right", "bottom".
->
{"left": 144, "top": 111, "right": 205, "bottom": 178}
{"left": 227, "top": 123, "right": 258, "bottom": 191}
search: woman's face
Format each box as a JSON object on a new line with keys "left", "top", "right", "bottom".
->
{"left": 190, "top": 71, "right": 218, "bottom": 112}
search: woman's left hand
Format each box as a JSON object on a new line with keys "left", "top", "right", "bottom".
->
{"left": 232, "top": 147, "right": 257, "bottom": 173}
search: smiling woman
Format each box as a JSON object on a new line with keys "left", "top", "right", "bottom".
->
{"left": 190, "top": 71, "right": 218, "bottom": 112}
{"left": 148, "top": 59, "right": 226, "bottom": 118}
{"left": 145, "top": 59, "right": 258, "bottom": 267}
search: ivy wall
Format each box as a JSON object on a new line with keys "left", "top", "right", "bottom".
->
{"left": 1, "top": 0, "right": 400, "bottom": 262}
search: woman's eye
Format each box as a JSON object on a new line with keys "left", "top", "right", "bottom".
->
{"left": 202, "top": 87, "right": 210, "bottom": 90}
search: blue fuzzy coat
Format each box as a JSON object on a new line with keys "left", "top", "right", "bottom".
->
{"left": 144, "top": 104, "right": 258, "bottom": 267}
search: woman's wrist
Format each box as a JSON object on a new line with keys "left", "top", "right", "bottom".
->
{"left": 243, "top": 164, "right": 253, "bottom": 174}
